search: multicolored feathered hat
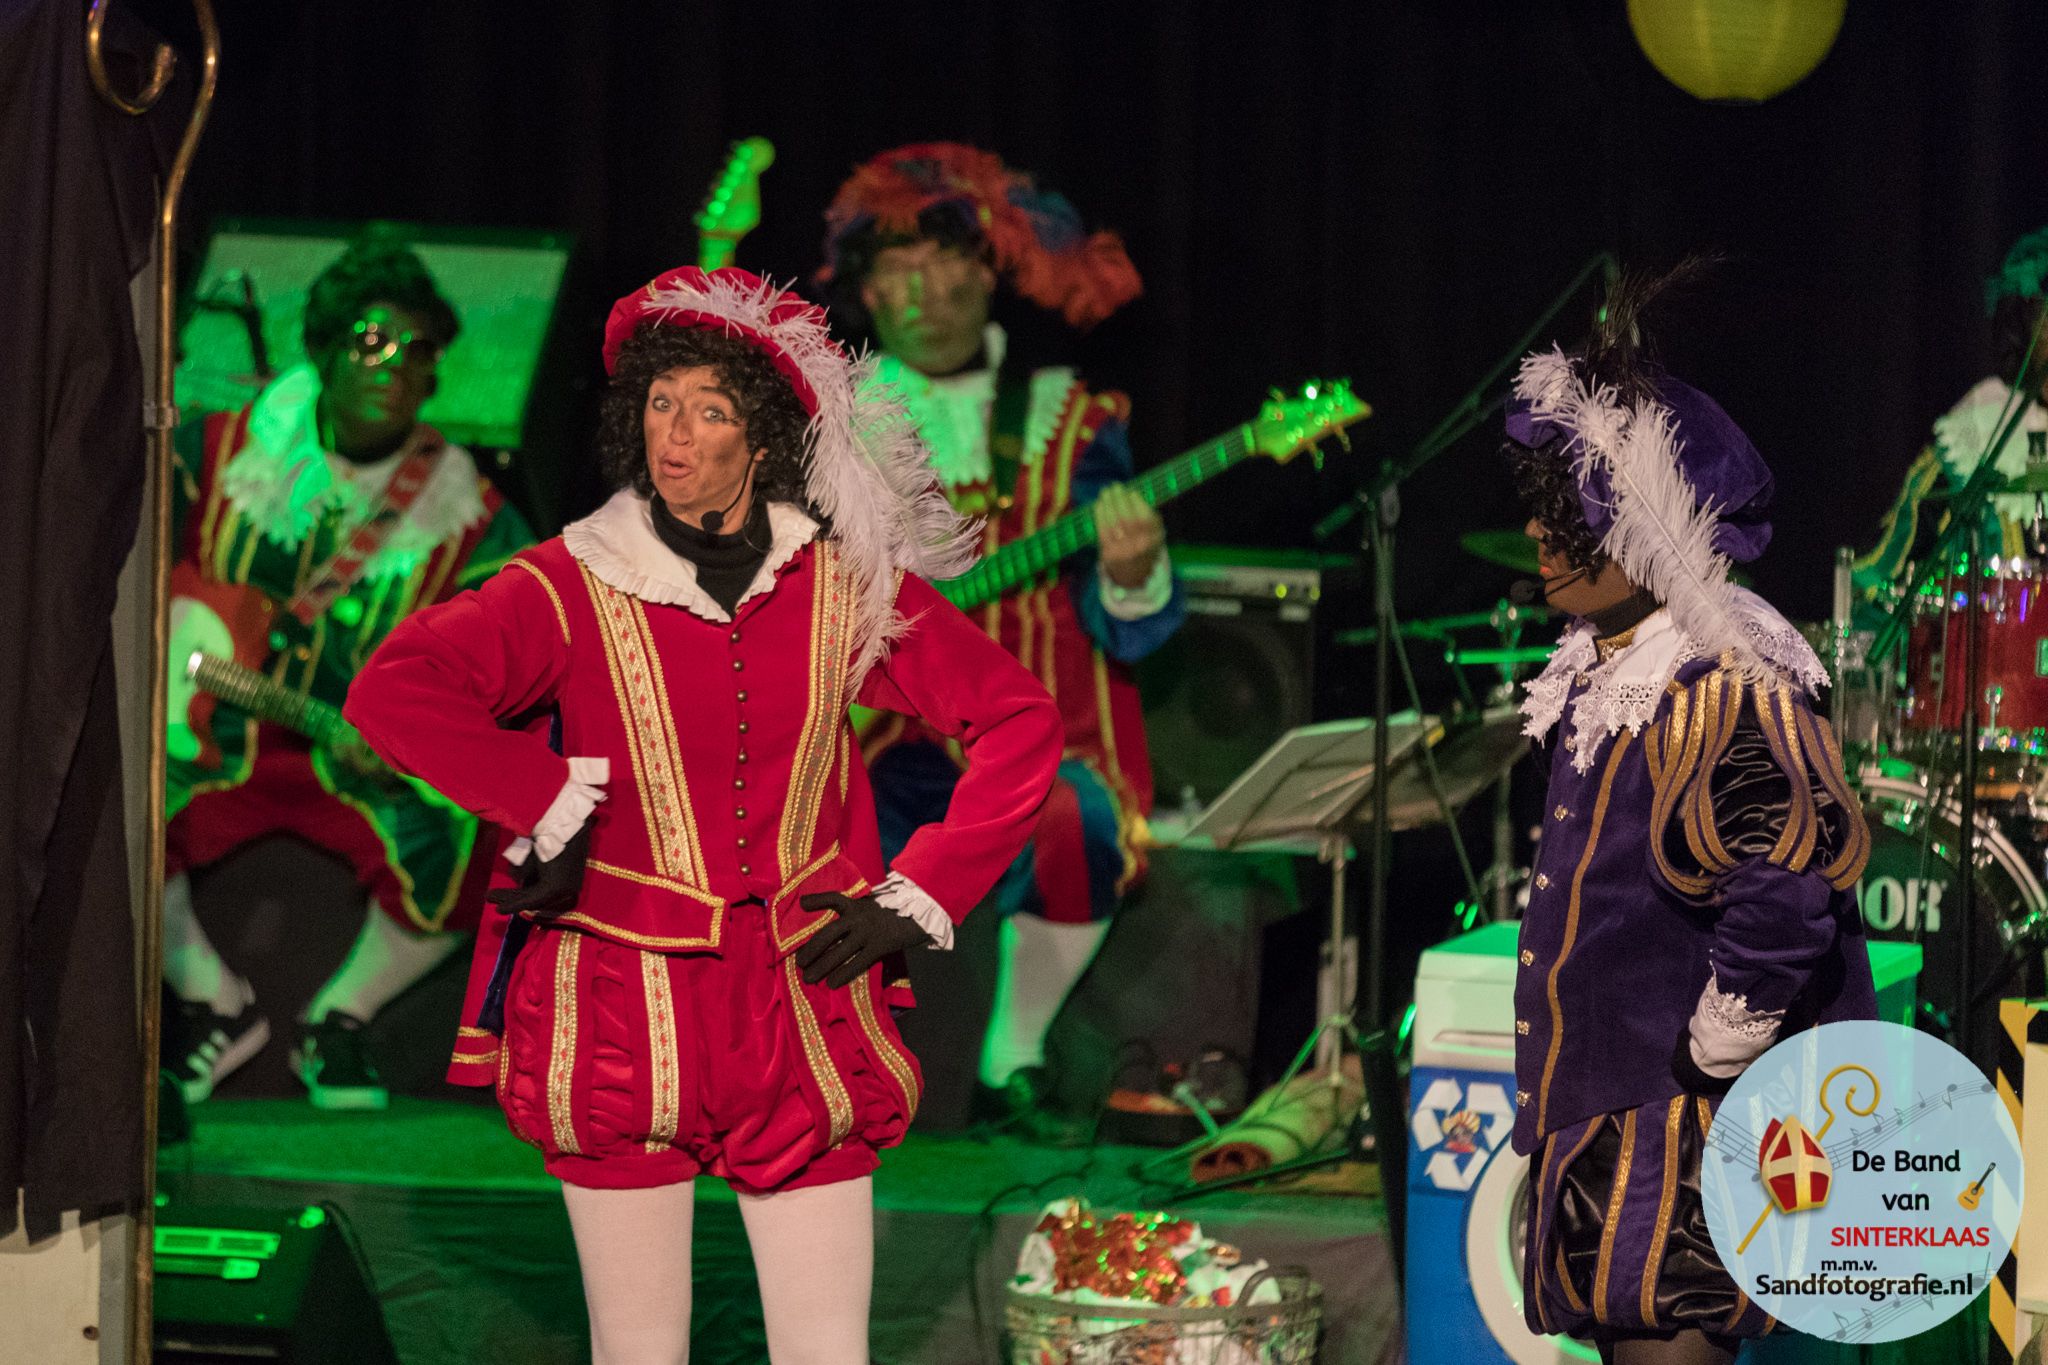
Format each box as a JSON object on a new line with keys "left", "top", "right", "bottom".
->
{"left": 602, "top": 266, "right": 977, "bottom": 677}
{"left": 818, "top": 142, "right": 1142, "bottom": 330}
{"left": 1504, "top": 267, "right": 1820, "bottom": 692}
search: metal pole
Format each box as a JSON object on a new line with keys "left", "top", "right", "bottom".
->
{"left": 86, "top": 7, "right": 220, "bottom": 1362}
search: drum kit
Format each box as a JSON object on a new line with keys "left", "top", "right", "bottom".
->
{"left": 1357, "top": 523, "right": 2048, "bottom": 1062}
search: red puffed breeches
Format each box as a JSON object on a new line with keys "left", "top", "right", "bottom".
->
{"left": 493, "top": 904, "right": 923, "bottom": 1195}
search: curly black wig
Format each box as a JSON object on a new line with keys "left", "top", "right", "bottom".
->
{"left": 302, "top": 228, "right": 460, "bottom": 361}
{"left": 1506, "top": 432, "right": 1607, "bottom": 574}
{"left": 598, "top": 322, "right": 816, "bottom": 511}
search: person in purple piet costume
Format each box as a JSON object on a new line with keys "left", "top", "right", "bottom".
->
{"left": 1504, "top": 270, "right": 1876, "bottom": 1365}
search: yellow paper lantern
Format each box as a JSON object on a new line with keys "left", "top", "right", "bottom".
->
{"left": 1627, "top": 0, "right": 1848, "bottom": 103}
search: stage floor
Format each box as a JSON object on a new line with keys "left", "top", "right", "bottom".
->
{"left": 157, "top": 1097, "right": 1400, "bottom": 1365}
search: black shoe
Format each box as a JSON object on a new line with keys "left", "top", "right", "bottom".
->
{"left": 164, "top": 995, "right": 271, "bottom": 1106}
{"left": 292, "top": 1013, "right": 389, "bottom": 1111}
{"left": 972, "top": 1066, "right": 1094, "bottom": 1147}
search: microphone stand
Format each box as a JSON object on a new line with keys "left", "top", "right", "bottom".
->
{"left": 1319, "top": 252, "right": 1617, "bottom": 1034}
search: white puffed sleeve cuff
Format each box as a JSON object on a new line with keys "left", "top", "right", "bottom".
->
{"left": 504, "top": 757, "right": 610, "bottom": 866}
{"left": 874, "top": 870, "right": 954, "bottom": 951}
{"left": 1098, "top": 550, "right": 1174, "bottom": 620}
{"left": 1687, "top": 972, "right": 1786, "bottom": 1079}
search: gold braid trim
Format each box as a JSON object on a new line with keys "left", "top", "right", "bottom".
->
{"left": 641, "top": 950, "right": 680, "bottom": 1153}
{"left": 548, "top": 932, "right": 582, "bottom": 1155}
{"left": 507, "top": 558, "right": 571, "bottom": 644}
{"left": 1758, "top": 686, "right": 1819, "bottom": 872}
{"left": 1796, "top": 708, "right": 1873, "bottom": 890}
{"left": 779, "top": 544, "right": 856, "bottom": 878}
{"left": 1640, "top": 1096, "right": 1688, "bottom": 1327}
{"left": 1647, "top": 683, "right": 1713, "bottom": 899}
{"left": 1592, "top": 1109, "right": 1639, "bottom": 1325}
{"left": 782, "top": 957, "right": 853, "bottom": 1146}
{"left": 852, "top": 974, "right": 920, "bottom": 1122}
{"left": 1537, "top": 734, "right": 1634, "bottom": 1135}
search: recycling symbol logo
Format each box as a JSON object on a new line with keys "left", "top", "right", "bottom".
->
{"left": 1410, "top": 1077, "right": 1515, "bottom": 1191}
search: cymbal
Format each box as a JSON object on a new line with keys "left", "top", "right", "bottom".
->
{"left": 1460, "top": 529, "right": 1540, "bottom": 574}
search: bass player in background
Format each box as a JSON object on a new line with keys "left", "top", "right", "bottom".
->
{"left": 820, "top": 144, "right": 1186, "bottom": 1142}
{"left": 163, "top": 230, "right": 532, "bottom": 1109}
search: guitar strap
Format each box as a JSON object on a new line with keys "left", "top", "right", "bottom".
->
{"left": 988, "top": 355, "right": 1033, "bottom": 504}
{"left": 285, "top": 426, "right": 446, "bottom": 627}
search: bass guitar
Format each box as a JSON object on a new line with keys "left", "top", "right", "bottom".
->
{"left": 933, "top": 379, "right": 1370, "bottom": 611}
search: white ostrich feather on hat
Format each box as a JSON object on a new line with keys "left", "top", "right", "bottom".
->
{"left": 1514, "top": 347, "right": 1823, "bottom": 697}
{"left": 637, "top": 272, "right": 979, "bottom": 681}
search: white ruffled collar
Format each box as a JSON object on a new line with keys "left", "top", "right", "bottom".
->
{"left": 1521, "top": 589, "right": 1825, "bottom": 773}
{"left": 217, "top": 364, "right": 486, "bottom": 577}
{"left": 561, "top": 489, "right": 818, "bottom": 623}
{"left": 871, "top": 323, "right": 1075, "bottom": 487}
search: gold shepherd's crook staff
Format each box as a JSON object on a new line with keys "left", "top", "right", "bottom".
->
{"left": 84, "top": 3, "right": 219, "bottom": 1361}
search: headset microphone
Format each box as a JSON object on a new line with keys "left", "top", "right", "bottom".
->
{"left": 1510, "top": 566, "right": 1589, "bottom": 605}
{"left": 700, "top": 457, "right": 757, "bottom": 534}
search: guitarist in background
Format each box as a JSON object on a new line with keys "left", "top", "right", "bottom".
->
{"left": 164, "top": 231, "right": 532, "bottom": 1109}
{"left": 820, "top": 144, "right": 1185, "bottom": 1141}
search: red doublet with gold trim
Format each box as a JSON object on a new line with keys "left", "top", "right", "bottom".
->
{"left": 346, "top": 523, "right": 1062, "bottom": 1189}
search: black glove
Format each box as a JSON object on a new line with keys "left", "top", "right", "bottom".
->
{"left": 1672, "top": 1027, "right": 1739, "bottom": 1096}
{"left": 485, "top": 823, "right": 591, "bottom": 922}
{"left": 795, "top": 891, "right": 932, "bottom": 989}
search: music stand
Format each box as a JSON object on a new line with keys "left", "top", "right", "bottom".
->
{"left": 1185, "top": 712, "right": 1439, "bottom": 1079}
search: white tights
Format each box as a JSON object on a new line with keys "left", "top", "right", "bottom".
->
{"left": 562, "top": 1175, "right": 874, "bottom": 1365}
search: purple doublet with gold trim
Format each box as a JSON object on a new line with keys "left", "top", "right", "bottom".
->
{"left": 1513, "top": 615, "right": 1876, "bottom": 1339}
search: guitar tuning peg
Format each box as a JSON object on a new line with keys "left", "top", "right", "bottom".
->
{"left": 1335, "top": 427, "right": 1353, "bottom": 453}
{"left": 1307, "top": 440, "right": 1326, "bottom": 473}
{"left": 1269, "top": 386, "right": 1286, "bottom": 403}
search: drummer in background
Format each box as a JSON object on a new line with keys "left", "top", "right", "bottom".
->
{"left": 1857, "top": 225, "right": 2048, "bottom": 591}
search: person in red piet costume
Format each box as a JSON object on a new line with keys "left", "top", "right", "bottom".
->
{"left": 820, "top": 145, "right": 1186, "bottom": 1141}
{"left": 344, "top": 266, "right": 1062, "bottom": 1363}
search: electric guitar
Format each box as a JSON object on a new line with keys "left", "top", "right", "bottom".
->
{"left": 167, "top": 565, "right": 382, "bottom": 777}
{"left": 933, "top": 379, "right": 1370, "bottom": 611}
{"left": 695, "top": 136, "right": 775, "bottom": 271}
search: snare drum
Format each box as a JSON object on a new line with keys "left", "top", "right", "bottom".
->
{"left": 1856, "top": 772, "right": 2048, "bottom": 1051}
{"left": 1901, "top": 569, "right": 2048, "bottom": 766}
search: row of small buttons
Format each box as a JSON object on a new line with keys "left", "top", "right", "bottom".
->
{"left": 733, "top": 627, "right": 752, "bottom": 877}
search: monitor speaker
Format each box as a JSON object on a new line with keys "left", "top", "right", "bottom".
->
{"left": 153, "top": 1202, "right": 397, "bottom": 1365}
{"left": 1136, "top": 548, "right": 1322, "bottom": 806}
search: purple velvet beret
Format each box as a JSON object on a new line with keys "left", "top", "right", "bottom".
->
{"left": 1505, "top": 373, "right": 1773, "bottom": 564}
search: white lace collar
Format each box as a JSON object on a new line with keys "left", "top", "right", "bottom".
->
{"left": 1521, "top": 590, "right": 1826, "bottom": 772}
{"left": 217, "top": 364, "right": 487, "bottom": 577}
{"left": 870, "top": 323, "right": 1075, "bottom": 487}
{"left": 561, "top": 489, "right": 818, "bottom": 623}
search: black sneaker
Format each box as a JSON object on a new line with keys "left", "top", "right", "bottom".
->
{"left": 164, "top": 996, "right": 271, "bottom": 1106}
{"left": 292, "top": 1013, "right": 389, "bottom": 1111}
{"left": 971, "top": 1066, "right": 1094, "bottom": 1147}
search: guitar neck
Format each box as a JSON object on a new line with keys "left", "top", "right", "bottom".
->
{"left": 937, "top": 423, "right": 1255, "bottom": 611}
{"left": 188, "top": 652, "right": 355, "bottom": 750}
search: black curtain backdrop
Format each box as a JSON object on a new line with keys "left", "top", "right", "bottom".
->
{"left": 153, "top": 0, "right": 2048, "bottom": 627}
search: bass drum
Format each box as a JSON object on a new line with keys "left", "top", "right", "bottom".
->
{"left": 1463, "top": 1146, "right": 1597, "bottom": 1365}
{"left": 1855, "top": 773, "right": 2048, "bottom": 1050}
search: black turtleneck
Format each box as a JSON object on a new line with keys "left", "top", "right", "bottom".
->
{"left": 1585, "top": 586, "right": 1660, "bottom": 640}
{"left": 649, "top": 496, "right": 771, "bottom": 616}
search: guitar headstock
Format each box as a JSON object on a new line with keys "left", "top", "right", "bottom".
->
{"left": 695, "top": 137, "right": 777, "bottom": 271}
{"left": 1248, "top": 379, "right": 1371, "bottom": 469}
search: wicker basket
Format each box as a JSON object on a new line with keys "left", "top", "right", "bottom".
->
{"left": 1005, "top": 1267, "right": 1322, "bottom": 1364}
